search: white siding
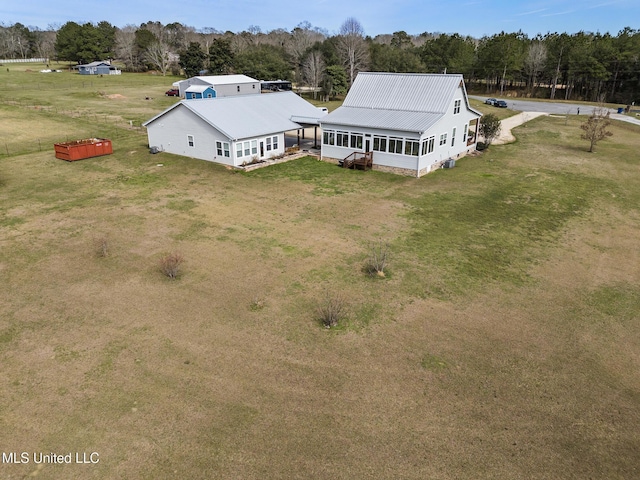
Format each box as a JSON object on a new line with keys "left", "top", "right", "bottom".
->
{"left": 146, "top": 105, "right": 234, "bottom": 166}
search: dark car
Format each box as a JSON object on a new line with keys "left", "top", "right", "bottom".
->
{"left": 485, "top": 98, "right": 497, "bottom": 105}
{"left": 165, "top": 88, "right": 180, "bottom": 97}
{"left": 494, "top": 100, "right": 508, "bottom": 108}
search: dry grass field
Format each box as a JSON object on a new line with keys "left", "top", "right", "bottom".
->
{"left": 1, "top": 65, "right": 639, "bottom": 479}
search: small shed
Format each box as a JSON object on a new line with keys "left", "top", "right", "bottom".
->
{"left": 185, "top": 85, "right": 217, "bottom": 100}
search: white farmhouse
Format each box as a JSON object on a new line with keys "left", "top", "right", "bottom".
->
{"left": 143, "top": 92, "right": 325, "bottom": 167}
{"left": 174, "top": 74, "right": 261, "bottom": 98}
{"left": 321, "top": 73, "right": 482, "bottom": 176}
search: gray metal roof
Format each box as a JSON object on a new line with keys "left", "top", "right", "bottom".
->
{"left": 343, "top": 72, "right": 465, "bottom": 113}
{"left": 322, "top": 72, "right": 480, "bottom": 134}
{"left": 192, "top": 74, "right": 258, "bottom": 85}
{"left": 321, "top": 107, "right": 442, "bottom": 134}
{"left": 144, "top": 92, "right": 324, "bottom": 140}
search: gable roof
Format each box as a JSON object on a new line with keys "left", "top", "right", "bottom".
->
{"left": 322, "top": 72, "right": 481, "bottom": 134}
{"left": 185, "top": 85, "right": 215, "bottom": 93}
{"left": 143, "top": 91, "right": 324, "bottom": 140}
{"left": 192, "top": 74, "right": 258, "bottom": 86}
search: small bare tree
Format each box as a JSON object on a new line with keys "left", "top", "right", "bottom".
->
{"left": 580, "top": 107, "right": 613, "bottom": 152}
{"left": 94, "top": 236, "right": 109, "bottom": 258}
{"left": 317, "top": 293, "right": 347, "bottom": 328}
{"left": 159, "top": 252, "right": 184, "bottom": 279}
{"left": 365, "top": 241, "right": 390, "bottom": 277}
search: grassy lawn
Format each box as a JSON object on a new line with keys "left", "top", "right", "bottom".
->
{"left": 1, "top": 66, "right": 640, "bottom": 479}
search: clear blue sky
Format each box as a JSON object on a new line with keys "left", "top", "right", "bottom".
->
{"left": 3, "top": 0, "right": 638, "bottom": 37}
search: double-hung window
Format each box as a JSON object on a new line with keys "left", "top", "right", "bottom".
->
{"left": 216, "top": 141, "right": 231, "bottom": 157}
{"left": 453, "top": 99, "right": 461, "bottom": 114}
{"left": 451, "top": 127, "right": 456, "bottom": 147}
{"left": 439, "top": 133, "right": 447, "bottom": 146}
{"left": 187, "top": 135, "right": 195, "bottom": 147}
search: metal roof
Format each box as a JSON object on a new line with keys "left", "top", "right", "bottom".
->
{"left": 193, "top": 74, "right": 258, "bottom": 85}
{"left": 185, "top": 85, "right": 213, "bottom": 93}
{"left": 321, "top": 107, "right": 442, "bottom": 134}
{"left": 144, "top": 92, "right": 324, "bottom": 140}
{"left": 322, "top": 72, "right": 481, "bottom": 133}
{"left": 343, "top": 72, "right": 464, "bottom": 113}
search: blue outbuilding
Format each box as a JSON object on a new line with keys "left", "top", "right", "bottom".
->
{"left": 185, "top": 85, "right": 217, "bottom": 100}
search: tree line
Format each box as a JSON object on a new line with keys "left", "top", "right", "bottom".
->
{"left": 1, "top": 19, "right": 639, "bottom": 103}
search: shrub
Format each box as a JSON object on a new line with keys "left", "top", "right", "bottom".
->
{"left": 479, "top": 113, "right": 502, "bottom": 147}
{"left": 249, "top": 296, "right": 265, "bottom": 311}
{"left": 365, "top": 240, "right": 390, "bottom": 278}
{"left": 159, "top": 252, "right": 184, "bottom": 279}
{"left": 94, "top": 236, "right": 109, "bottom": 258}
{"left": 317, "top": 293, "right": 347, "bottom": 328}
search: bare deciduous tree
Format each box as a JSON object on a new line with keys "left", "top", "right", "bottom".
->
{"left": 525, "top": 41, "right": 547, "bottom": 94}
{"left": 580, "top": 107, "right": 613, "bottom": 152}
{"left": 115, "top": 25, "right": 137, "bottom": 71}
{"left": 302, "top": 50, "right": 325, "bottom": 98}
{"left": 145, "top": 41, "right": 172, "bottom": 75}
{"left": 337, "top": 17, "right": 369, "bottom": 87}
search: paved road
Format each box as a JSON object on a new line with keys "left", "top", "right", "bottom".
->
{"left": 470, "top": 96, "right": 640, "bottom": 126}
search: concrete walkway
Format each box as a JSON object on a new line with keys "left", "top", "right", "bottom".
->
{"left": 492, "top": 112, "right": 549, "bottom": 145}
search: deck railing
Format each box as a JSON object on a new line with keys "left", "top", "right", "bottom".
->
{"left": 341, "top": 151, "right": 373, "bottom": 170}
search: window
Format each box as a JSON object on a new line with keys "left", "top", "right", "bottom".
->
{"left": 217, "top": 141, "right": 231, "bottom": 157}
{"left": 244, "top": 141, "right": 250, "bottom": 157}
{"left": 187, "top": 135, "right": 194, "bottom": 147}
{"left": 421, "top": 136, "right": 435, "bottom": 155}
{"left": 323, "top": 130, "right": 335, "bottom": 145}
{"left": 463, "top": 124, "right": 468, "bottom": 142}
{"left": 439, "top": 133, "right": 447, "bottom": 146}
{"left": 266, "top": 137, "right": 272, "bottom": 151}
{"left": 336, "top": 131, "right": 349, "bottom": 147}
{"left": 236, "top": 142, "right": 243, "bottom": 157}
{"left": 404, "top": 139, "right": 420, "bottom": 156}
{"left": 251, "top": 140, "right": 258, "bottom": 155}
{"left": 388, "top": 137, "right": 403, "bottom": 154}
{"left": 271, "top": 136, "right": 278, "bottom": 150}
{"left": 373, "top": 135, "right": 387, "bottom": 152}
{"left": 237, "top": 86, "right": 240, "bottom": 92}
{"left": 451, "top": 127, "right": 456, "bottom": 147}
{"left": 453, "top": 99, "right": 461, "bottom": 114}
{"left": 350, "top": 133, "right": 363, "bottom": 149}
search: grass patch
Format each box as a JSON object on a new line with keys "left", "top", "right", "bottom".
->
{"left": 399, "top": 165, "right": 610, "bottom": 296}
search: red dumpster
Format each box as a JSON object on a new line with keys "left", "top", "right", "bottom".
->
{"left": 54, "top": 138, "right": 113, "bottom": 161}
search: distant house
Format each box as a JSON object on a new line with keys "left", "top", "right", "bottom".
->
{"left": 175, "top": 75, "right": 260, "bottom": 98}
{"left": 143, "top": 92, "right": 326, "bottom": 167}
{"left": 185, "top": 85, "right": 217, "bottom": 100}
{"left": 76, "top": 61, "right": 121, "bottom": 75}
{"left": 321, "top": 72, "right": 482, "bottom": 177}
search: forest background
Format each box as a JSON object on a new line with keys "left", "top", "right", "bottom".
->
{"left": 1, "top": 18, "right": 639, "bottom": 104}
